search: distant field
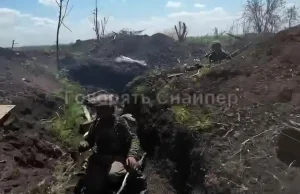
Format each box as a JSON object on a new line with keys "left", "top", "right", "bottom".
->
{"left": 12, "top": 34, "right": 242, "bottom": 51}
{"left": 187, "top": 34, "right": 238, "bottom": 45}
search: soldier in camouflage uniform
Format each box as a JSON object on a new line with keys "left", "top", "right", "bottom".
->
{"left": 77, "top": 93, "right": 142, "bottom": 193}
{"left": 207, "top": 40, "right": 231, "bottom": 64}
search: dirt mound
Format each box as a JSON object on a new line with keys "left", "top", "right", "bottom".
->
{"left": 0, "top": 52, "right": 64, "bottom": 193}
{"left": 60, "top": 33, "right": 205, "bottom": 92}
{"left": 192, "top": 25, "right": 300, "bottom": 194}
{"left": 0, "top": 90, "right": 64, "bottom": 193}
{"left": 124, "top": 25, "right": 300, "bottom": 193}
{"left": 71, "top": 33, "right": 205, "bottom": 67}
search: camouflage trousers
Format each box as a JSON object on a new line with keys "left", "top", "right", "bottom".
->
{"left": 83, "top": 154, "right": 127, "bottom": 192}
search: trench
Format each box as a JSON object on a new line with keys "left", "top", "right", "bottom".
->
{"left": 123, "top": 96, "right": 207, "bottom": 194}
{"left": 67, "top": 64, "right": 137, "bottom": 92}
{"left": 59, "top": 56, "right": 144, "bottom": 93}
{"left": 61, "top": 59, "right": 207, "bottom": 193}
{"left": 277, "top": 128, "right": 300, "bottom": 167}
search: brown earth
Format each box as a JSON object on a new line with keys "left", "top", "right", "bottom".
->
{"left": 1, "top": 25, "right": 298, "bottom": 194}
{"left": 0, "top": 32, "right": 206, "bottom": 193}
{"left": 124, "top": 25, "right": 300, "bottom": 194}
{"left": 0, "top": 48, "right": 64, "bottom": 193}
{"left": 0, "top": 32, "right": 206, "bottom": 194}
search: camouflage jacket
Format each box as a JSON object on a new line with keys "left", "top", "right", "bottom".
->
{"left": 84, "top": 114, "right": 141, "bottom": 160}
{"left": 208, "top": 49, "right": 230, "bottom": 62}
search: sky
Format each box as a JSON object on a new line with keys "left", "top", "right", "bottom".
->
{"left": 0, "top": 0, "right": 299, "bottom": 47}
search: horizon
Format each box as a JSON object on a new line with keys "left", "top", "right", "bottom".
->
{"left": 0, "top": 0, "right": 299, "bottom": 47}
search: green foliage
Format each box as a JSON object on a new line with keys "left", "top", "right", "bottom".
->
{"left": 133, "top": 84, "right": 148, "bottom": 95}
{"left": 191, "top": 66, "right": 211, "bottom": 84}
{"left": 171, "top": 105, "right": 212, "bottom": 131}
{"left": 187, "top": 35, "right": 235, "bottom": 46}
{"left": 51, "top": 77, "right": 84, "bottom": 147}
{"left": 200, "top": 66, "right": 211, "bottom": 75}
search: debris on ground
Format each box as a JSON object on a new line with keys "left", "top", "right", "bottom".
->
{"left": 115, "top": 55, "right": 147, "bottom": 67}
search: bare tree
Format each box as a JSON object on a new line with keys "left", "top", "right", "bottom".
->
{"left": 285, "top": 5, "right": 299, "bottom": 27}
{"left": 55, "top": 0, "right": 72, "bottom": 66}
{"left": 92, "top": 0, "right": 109, "bottom": 41}
{"left": 93, "top": 0, "right": 100, "bottom": 40}
{"left": 100, "top": 17, "right": 109, "bottom": 37}
{"left": 174, "top": 21, "right": 187, "bottom": 42}
{"left": 213, "top": 27, "right": 219, "bottom": 38}
{"left": 243, "top": 0, "right": 286, "bottom": 33}
{"left": 11, "top": 40, "right": 17, "bottom": 50}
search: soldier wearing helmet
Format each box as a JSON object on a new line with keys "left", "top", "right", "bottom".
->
{"left": 76, "top": 91, "right": 142, "bottom": 193}
{"left": 207, "top": 40, "right": 231, "bottom": 64}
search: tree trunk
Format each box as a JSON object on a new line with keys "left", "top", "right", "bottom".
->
{"left": 56, "top": 1, "right": 62, "bottom": 67}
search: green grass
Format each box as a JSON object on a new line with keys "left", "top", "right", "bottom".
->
{"left": 187, "top": 34, "right": 236, "bottom": 46}
{"left": 50, "top": 76, "right": 85, "bottom": 147}
{"left": 171, "top": 105, "right": 212, "bottom": 131}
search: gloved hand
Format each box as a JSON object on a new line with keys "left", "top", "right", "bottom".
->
{"left": 78, "top": 140, "right": 90, "bottom": 152}
{"left": 126, "top": 156, "right": 139, "bottom": 171}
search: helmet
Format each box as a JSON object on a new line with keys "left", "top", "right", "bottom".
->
{"left": 83, "top": 90, "right": 119, "bottom": 107}
{"left": 211, "top": 40, "right": 221, "bottom": 50}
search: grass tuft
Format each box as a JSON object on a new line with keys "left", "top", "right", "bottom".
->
{"left": 50, "top": 76, "right": 85, "bottom": 147}
{"left": 171, "top": 105, "right": 212, "bottom": 131}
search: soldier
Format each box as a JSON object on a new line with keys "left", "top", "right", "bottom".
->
{"left": 207, "top": 40, "right": 231, "bottom": 64}
{"left": 77, "top": 92, "right": 142, "bottom": 193}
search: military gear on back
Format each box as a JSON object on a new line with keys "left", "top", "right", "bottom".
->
{"left": 84, "top": 114, "right": 141, "bottom": 160}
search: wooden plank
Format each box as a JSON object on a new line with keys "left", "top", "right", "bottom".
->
{"left": 0, "top": 105, "right": 15, "bottom": 125}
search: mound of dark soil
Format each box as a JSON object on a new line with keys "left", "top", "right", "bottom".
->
{"left": 0, "top": 47, "right": 27, "bottom": 60}
{"left": 124, "top": 25, "right": 300, "bottom": 194}
{"left": 61, "top": 33, "right": 205, "bottom": 92}
{"left": 72, "top": 33, "right": 205, "bottom": 67}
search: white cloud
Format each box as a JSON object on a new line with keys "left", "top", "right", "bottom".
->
{"left": 166, "top": 1, "right": 182, "bottom": 8}
{"left": 194, "top": 4, "right": 205, "bottom": 8}
{"left": 0, "top": 7, "right": 239, "bottom": 47}
{"left": 31, "top": 17, "right": 56, "bottom": 26}
{"left": 38, "top": 0, "right": 57, "bottom": 7}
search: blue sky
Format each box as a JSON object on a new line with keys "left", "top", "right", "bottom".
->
{"left": 1, "top": 0, "right": 242, "bottom": 20}
{"left": 0, "top": 0, "right": 299, "bottom": 46}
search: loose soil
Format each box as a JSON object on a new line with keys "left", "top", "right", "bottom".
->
{"left": 0, "top": 48, "right": 63, "bottom": 193}
{"left": 1, "top": 25, "right": 299, "bottom": 194}
{"left": 125, "top": 25, "right": 300, "bottom": 194}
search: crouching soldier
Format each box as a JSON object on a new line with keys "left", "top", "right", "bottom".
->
{"left": 208, "top": 40, "right": 231, "bottom": 64}
{"left": 77, "top": 93, "right": 142, "bottom": 193}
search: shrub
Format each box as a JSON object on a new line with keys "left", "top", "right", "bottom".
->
{"left": 51, "top": 77, "right": 84, "bottom": 147}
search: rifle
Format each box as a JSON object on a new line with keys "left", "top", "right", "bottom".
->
{"left": 201, "top": 52, "right": 213, "bottom": 60}
{"left": 228, "top": 42, "right": 252, "bottom": 59}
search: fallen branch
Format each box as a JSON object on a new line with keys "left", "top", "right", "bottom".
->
{"left": 228, "top": 126, "right": 282, "bottom": 159}
{"left": 167, "top": 73, "right": 184, "bottom": 78}
{"left": 190, "top": 69, "right": 201, "bottom": 77}
{"left": 220, "top": 177, "right": 248, "bottom": 190}
{"left": 223, "top": 128, "right": 234, "bottom": 138}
